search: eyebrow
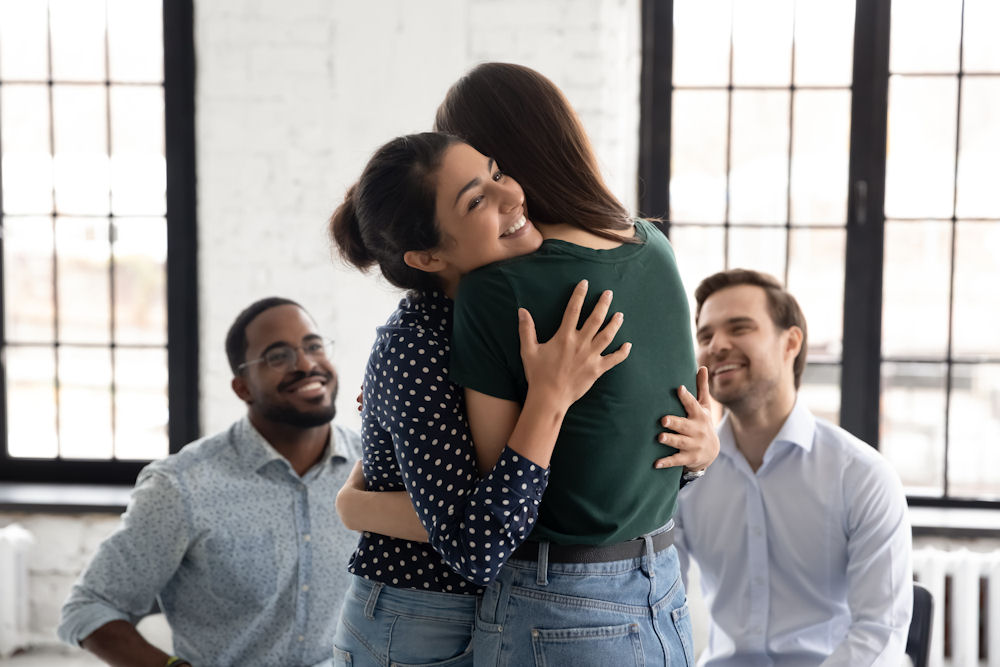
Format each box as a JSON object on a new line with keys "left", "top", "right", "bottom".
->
{"left": 696, "top": 316, "right": 756, "bottom": 338}
{"left": 259, "top": 334, "right": 321, "bottom": 355}
{"left": 453, "top": 157, "right": 495, "bottom": 206}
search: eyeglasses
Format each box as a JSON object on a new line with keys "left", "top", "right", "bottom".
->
{"left": 238, "top": 338, "right": 334, "bottom": 373}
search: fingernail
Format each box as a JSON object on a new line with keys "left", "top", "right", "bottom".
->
{"left": 614, "top": 312, "right": 623, "bottom": 322}
{"left": 655, "top": 461, "right": 666, "bottom": 469}
{"left": 680, "top": 385, "right": 690, "bottom": 394}
{"left": 518, "top": 308, "right": 526, "bottom": 320}
{"left": 579, "top": 279, "right": 588, "bottom": 287}
{"left": 604, "top": 290, "right": 613, "bottom": 299}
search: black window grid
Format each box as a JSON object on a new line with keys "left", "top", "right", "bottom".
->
{"left": 0, "top": 0, "right": 198, "bottom": 484}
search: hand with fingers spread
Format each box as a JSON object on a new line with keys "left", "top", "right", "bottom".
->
{"left": 519, "top": 279, "right": 633, "bottom": 412}
{"left": 653, "top": 365, "right": 719, "bottom": 473}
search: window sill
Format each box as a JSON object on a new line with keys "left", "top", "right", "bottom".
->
{"left": 909, "top": 506, "right": 1000, "bottom": 539}
{"left": 0, "top": 482, "right": 132, "bottom": 513}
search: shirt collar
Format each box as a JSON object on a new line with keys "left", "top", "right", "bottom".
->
{"left": 716, "top": 394, "right": 816, "bottom": 462}
{"left": 235, "top": 416, "right": 341, "bottom": 475}
{"left": 404, "top": 289, "right": 453, "bottom": 332}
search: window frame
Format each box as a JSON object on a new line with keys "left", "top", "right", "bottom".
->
{"left": 0, "top": 0, "right": 198, "bottom": 485}
{"left": 639, "top": 0, "right": 1000, "bottom": 509}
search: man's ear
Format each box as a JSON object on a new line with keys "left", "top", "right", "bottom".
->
{"left": 403, "top": 249, "right": 446, "bottom": 275}
{"left": 785, "top": 325, "right": 804, "bottom": 360}
{"left": 232, "top": 375, "right": 252, "bottom": 404}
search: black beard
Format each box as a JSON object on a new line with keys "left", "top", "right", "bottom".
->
{"left": 260, "top": 401, "right": 337, "bottom": 428}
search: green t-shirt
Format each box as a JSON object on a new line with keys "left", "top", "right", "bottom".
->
{"left": 451, "top": 219, "right": 697, "bottom": 545}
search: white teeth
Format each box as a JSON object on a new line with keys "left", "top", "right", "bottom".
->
{"left": 714, "top": 364, "right": 742, "bottom": 375}
{"left": 296, "top": 381, "right": 322, "bottom": 392}
{"left": 501, "top": 215, "right": 526, "bottom": 237}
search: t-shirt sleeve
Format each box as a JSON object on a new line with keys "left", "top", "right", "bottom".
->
{"left": 450, "top": 266, "right": 522, "bottom": 401}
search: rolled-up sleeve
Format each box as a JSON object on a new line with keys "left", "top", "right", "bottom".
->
{"left": 58, "top": 469, "right": 191, "bottom": 646}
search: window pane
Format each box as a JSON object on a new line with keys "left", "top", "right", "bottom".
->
{"left": 889, "top": 0, "right": 963, "bottom": 74}
{"left": 672, "top": 0, "right": 732, "bottom": 87}
{"left": 963, "top": 0, "right": 1000, "bottom": 72}
{"left": 114, "top": 348, "right": 168, "bottom": 460}
{"left": 727, "top": 226, "right": 787, "bottom": 278}
{"left": 1, "top": 84, "right": 53, "bottom": 214}
{"left": 730, "top": 91, "right": 790, "bottom": 223}
{"left": 110, "top": 86, "right": 166, "bottom": 215}
{"left": 952, "top": 222, "right": 1000, "bottom": 358}
{"left": 3, "top": 217, "right": 55, "bottom": 343}
{"left": 108, "top": 0, "right": 163, "bottom": 83}
{"left": 58, "top": 346, "right": 113, "bottom": 459}
{"left": 732, "top": 0, "right": 793, "bottom": 86}
{"left": 5, "top": 346, "right": 58, "bottom": 458}
{"left": 114, "top": 218, "right": 167, "bottom": 345}
{"left": 801, "top": 362, "right": 840, "bottom": 426}
{"left": 670, "top": 91, "right": 729, "bottom": 223}
{"left": 49, "top": 0, "right": 106, "bottom": 82}
{"left": 667, "top": 225, "right": 726, "bottom": 318}
{"left": 880, "top": 361, "right": 946, "bottom": 497}
{"left": 885, "top": 77, "right": 958, "bottom": 219}
{"left": 787, "top": 227, "right": 845, "bottom": 359}
{"left": 948, "top": 363, "right": 1000, "bottom": 499}
{"left": 56, "top": 216, "right": 111, "bottom": 345}
{"left": 956, "top": 77, "right": 1000, "bottom": 219}
{"left": 792, "top": 0, "right": 855, "bottom": 86}
{"left": 790, "top": 91, "right": 851, "bottom": 224}
{"left": 882, "top": 221, "right": 951, "bottom": 359}
{"left": 0, "top": 0, "right": 49, "bottom": 80}
{"left": 52, "top": 85, "right": 110, "bottom": 215}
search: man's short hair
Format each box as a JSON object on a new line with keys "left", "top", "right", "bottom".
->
{"left": 694, "top": 269, "right": 809, "bottom": 389}
{"left": 225, "top": 297, "right": 303, "bottom": 375}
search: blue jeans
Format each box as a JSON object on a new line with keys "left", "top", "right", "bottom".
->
{"left": 472, "top": 525, "right": 694, "bottom": 666}
{"left": 333, "top": 576, "right": 475, "bottom": 666}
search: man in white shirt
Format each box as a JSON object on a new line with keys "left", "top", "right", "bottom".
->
{"left": 675, "top": 269, "right": 912, "bottom": 666}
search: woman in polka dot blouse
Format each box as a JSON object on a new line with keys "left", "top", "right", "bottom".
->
{"left": 327, "top": 132, "right": 634, "bottom": 667}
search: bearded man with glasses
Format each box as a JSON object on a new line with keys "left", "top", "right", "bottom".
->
{"left": 59, "top": 297, "right": 362, "bottom": 667}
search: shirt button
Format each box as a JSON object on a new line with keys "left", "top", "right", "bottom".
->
{"left": 298, "top": 635, "right": 305, "bottom": 642}
{"left": 303, "top": 534, "right": 312, "bottom": 542}
{"left": 302, "top": 584, "right": 310, "bottom": 592}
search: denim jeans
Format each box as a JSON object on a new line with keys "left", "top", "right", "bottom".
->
{"left": 333, "top": 575, "right": 476, "bottom": 667}
{"left": 472, "top": 524, "right": 694, "bottom": 666}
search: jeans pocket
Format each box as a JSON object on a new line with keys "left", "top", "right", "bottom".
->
{"left": 670, "top": 603, "right": 695, "bottom": 667}
{"left": 530, "top": 622, "right": 643, "bottom": 667}
{"left": 389, "top": 615, "right": 474, "bottom": 667}
{"left": 332, "top": 646, "right": 352, "bottom": 666}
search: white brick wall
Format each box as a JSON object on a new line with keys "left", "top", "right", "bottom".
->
{"left": 5, "top": 0, "right": 641, "bottom": 654}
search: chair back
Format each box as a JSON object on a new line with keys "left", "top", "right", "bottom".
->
{"left": 906, "top": 582, "right": 933, "bottom": 667}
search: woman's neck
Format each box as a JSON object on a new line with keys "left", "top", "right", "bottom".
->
{"left": 537, "top": 221, "right": 635, "bottom": 249}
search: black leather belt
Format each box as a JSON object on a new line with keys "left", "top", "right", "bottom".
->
{"left": 511, "top": 528, "right": 674, "bottom": 564}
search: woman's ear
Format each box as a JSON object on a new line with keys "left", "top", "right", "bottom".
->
{"left": 403, "top": 249, "right": 446, "bottom": 274}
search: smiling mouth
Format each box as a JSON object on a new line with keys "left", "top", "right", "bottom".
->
{"left": 712, "top": 363, "right": 744, "bottom": 378}
{"left": 500, "top": 215, "right": 527, "bottom": 238}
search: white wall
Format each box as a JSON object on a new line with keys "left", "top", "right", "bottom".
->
{"left": 2, "top": 0, "right": 641, "bottom": 653}
{"left": 195, "top": 0, "right": 641, "bottom": 437}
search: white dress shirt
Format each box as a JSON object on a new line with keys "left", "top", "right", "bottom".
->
{"left": 675, "top": 397, "right": 912, "bottom": 667}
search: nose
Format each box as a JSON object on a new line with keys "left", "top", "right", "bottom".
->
{"left": 494, "top": 177, "right": 524, "bottom": 214}
{"left": 292, "top": 346, "right": 317, "bottom": 372}
{"left": 699, "top": 331, "right": 730, "bottom": 360}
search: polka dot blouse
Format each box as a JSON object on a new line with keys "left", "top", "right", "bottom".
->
{"left": 348, "top": 290, "right": 549, "bottom": 592}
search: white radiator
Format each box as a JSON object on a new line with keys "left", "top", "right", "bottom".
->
{"left": 0, "top": 523, "right": 34, "bottom": 657}
{"left": 913, "top": 547, "right": 1000, "bottom": 667}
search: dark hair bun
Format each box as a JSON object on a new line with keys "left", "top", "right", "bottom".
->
{"left": 329, "top": 183, "right": 376, "bottom": 270}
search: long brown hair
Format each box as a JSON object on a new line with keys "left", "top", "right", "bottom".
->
{"left": 434, "top": 62, "right": 634, "bottom": 244}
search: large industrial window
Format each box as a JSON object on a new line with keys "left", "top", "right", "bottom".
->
{"left": 0, "top": 0, "right": 197, "bottom": 485}
{"left": 640, "top": 0, "right": 1000, "bottom": 506}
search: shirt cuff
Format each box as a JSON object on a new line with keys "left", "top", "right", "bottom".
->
{"left": 58, "top": 599, "right": 134, "bottom": 647}
{"left": 490, "top": 446, "right": 550, "bottom": 501}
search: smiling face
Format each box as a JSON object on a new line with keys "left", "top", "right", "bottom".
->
{"left": 695, "top": 284, "right": 802, "bottom": 415}
{"left": 404, "top": 142, "right": 542, "bottom": 291}
{"left": 234, "top": 304, "right": 338, "bottom": 428}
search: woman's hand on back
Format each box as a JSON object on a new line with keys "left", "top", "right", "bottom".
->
{"left": 518, "top": 279, "right": 632, "bottom": 412}
{"left": 653, "top": 366, "right": 719, "bottom": 472}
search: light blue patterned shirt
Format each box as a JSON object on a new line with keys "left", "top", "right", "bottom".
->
{"left": 58, "top": 417, "right": 362, "bottom": 667}
{"left": 674, "top": 398, "right": 912, "bottom": 667}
